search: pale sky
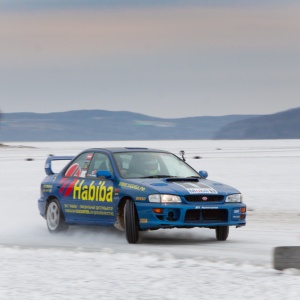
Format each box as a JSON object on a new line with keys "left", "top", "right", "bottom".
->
{"left": 0, "top": 0, "right": 300, "bottom": 118}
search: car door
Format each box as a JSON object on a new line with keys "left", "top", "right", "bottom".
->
{"left": 59, "top": 151, "right": 116, "bottom": 225}
{"left": 84, "top": 152, "right": 115, "bottom": 224}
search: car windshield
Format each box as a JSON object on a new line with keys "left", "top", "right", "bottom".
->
{"left": 113, "top": 151, "right": 200, "bottom": 179}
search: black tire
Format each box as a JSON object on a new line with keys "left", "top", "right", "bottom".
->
{"left": 124, "top": 200, "right": 139, "bottom": 244}
{"left": 215, "top": 226, "right": 229, "bottom": 241}
{"left": 46, "top": 199, "right": 68, "bottom": 233}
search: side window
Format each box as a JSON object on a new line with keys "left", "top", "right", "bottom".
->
{"left": 86, "top": 153, "right": 113, "bottom": 177}
{"left": 64, "top": 152, "right": 94, "bottom": 178}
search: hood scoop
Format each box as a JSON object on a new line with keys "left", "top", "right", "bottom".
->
{"left": 150, "top": 182, "right": 168, "bottom": 186}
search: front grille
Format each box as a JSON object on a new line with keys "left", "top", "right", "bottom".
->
{"left": 184, "top": 209, "right": 227, "bottom": 223}
{"left": 184, "top": 195, "right": 224, "bottom": 203}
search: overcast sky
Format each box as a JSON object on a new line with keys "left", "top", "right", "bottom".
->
{"left": 0, "top": 0, "right": 299, "bottom": 118}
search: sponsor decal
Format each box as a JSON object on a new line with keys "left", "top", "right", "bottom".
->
{"left": 175, "top": 182, "right": 218, "bottom": 194}
{"left": 63, "top": 204, "right": 114, "bottom": 216}
{"left": 73, "top": 180, "right": 113, "bottom": 202}
{"left": 196, "top": 205, "right": 218, "bottom": 209}
{"left": 42, "top": 184, "right": 53, "bottom": 193}
{"left": 201, "top": 206, "right": 219, "bottom": 209}
{"left": 119, "top": 182, "right": 146, "bottom": 191}
{"left": 65, "top": 163, "right": 81, "bottom": 177}
{"left": 59, "top": 178, "right": 76, "bottom": 197}
{"left": 86, "top": 153, "right": 93, "bottom": 160}
{"left": 59, "top": 179, "right": 113, "bottom": 202}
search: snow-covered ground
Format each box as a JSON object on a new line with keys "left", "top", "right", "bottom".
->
{"left": 1, "top": 139, "right": 300, "bottom": 299}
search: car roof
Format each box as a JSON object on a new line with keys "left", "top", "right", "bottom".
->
{"left": 82, "top": 147, "right": 170, "bottom": 154}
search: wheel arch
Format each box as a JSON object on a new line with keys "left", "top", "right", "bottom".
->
{"left": 115, "top": 196, "right": 135, "bottom": 231}
{"left": 45, "top": 195, "right": 65, "bottom": 219}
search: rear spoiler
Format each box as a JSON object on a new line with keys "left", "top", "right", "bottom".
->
{"left": 45, "top": 155, "right": 74, "bottom": 175}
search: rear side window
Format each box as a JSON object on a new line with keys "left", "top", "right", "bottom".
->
{"left": 64, "top": 152, "right": 94, "bottom": 178}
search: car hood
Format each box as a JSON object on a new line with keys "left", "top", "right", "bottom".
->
{"left": 124, "top": 177, "right": 240, "bottom": 196}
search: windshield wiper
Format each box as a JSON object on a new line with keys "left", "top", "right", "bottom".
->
{"left": 166, "top": 177, "right": 199, "bottom": 182}
{"left": 140, "top": 175, "right": 176, "bottom": 179}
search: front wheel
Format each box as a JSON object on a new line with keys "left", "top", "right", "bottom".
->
{"left": 215, "top": 226, "right": 229, "bottom": 241}
{"left": 46, "top": 199, "right": 68, "bottom": 233}
{"left": 124, "top": 200, "right": 139, "bottom": 244}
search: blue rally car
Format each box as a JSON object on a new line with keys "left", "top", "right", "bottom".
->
{"left": 38, "top": 147, "right": 246, "bottom": 243}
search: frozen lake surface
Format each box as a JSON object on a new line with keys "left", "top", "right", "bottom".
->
{"left": 1, "top": 140, "right": 300, "bottom": 299}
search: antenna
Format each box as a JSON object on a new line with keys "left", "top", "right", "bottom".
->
{"left": 179, "top": 150, "right": 186, "bottom": 161}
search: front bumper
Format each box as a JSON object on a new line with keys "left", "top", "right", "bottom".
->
{"left": 135, "top": 202, "right": 246, "bottom": 230}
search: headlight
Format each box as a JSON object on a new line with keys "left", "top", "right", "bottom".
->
{"left": 148, "top": 194, "right": 182, "bottom": 203}
{"left": 225, "top": 194, "right": 243, "bottom": 203}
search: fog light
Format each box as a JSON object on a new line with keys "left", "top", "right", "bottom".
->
{"left": 240, "top": 215, "right": 246, "bottom": 220}
{"left": 240, "top": 207, "right": 246, "bottom": 213}
{"left": 168, "top": 211, "right": 175, "bottom": 221}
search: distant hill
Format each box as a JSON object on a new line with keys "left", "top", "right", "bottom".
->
{"left": 0, "top": 110, "right": 253, "bottom": 142}
{"left": 1, "top": 108, "right": 298, "bottom": 141}
{"left": 214, "top": 107, "right": 300, "bottom": 139}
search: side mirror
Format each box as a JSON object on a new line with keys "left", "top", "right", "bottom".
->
{"left": 199, "top": 170, "right": 208, "bottom": 179}
{"left": 96, "top": 170, "right": 115, "bottom": 180}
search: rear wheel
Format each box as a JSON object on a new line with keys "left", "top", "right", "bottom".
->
{"left": 124, "top": 200, "right": 139, "bottom": 244}
{"left": 215, "top": 226, "right": 229, "bottom": 241}
{"left": 46, "top": 199, "right": 68, "bottom": 233}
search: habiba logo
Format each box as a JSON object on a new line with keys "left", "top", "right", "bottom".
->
{"left": 59, "top": 179, "right": 113, "bottom": 202}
